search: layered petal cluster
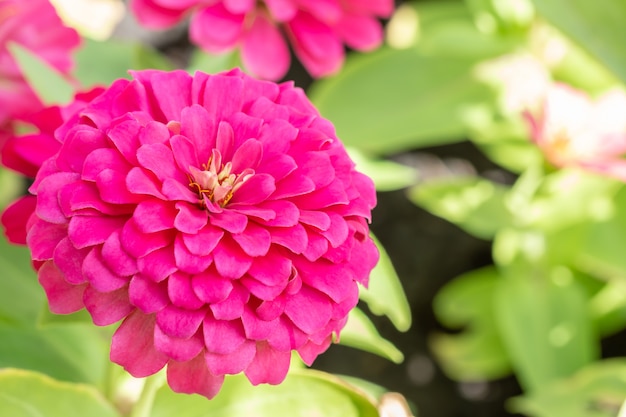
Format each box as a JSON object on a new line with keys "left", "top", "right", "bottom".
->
{"left": 1, "top": 88, "right": 104, "bottom": 244}
{"left": 525, "top": 84, "right": 626, "bottom": 181}
{"left": 27, "top": 69, "right": 378, "bottom": 398}
{"left": 0, "top": 0, "right": 80, "bottom": 128}
{"left": 130, "top": 0, "right": 393, "bottom": 80}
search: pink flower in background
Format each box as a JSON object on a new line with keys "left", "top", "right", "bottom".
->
{"left": 26, "top": 69, "right": 378, "bottom": 398}
{"left": 525, "top": 84, "right": 626, "bottom": 181}
{"left": 130, "top": 0, "right": 393, "bottom": 80}
{"left": 1, "top": 88, "right": 104, "bottom": 245}
{"left": 0, "top": 0, "right": 81, "bottom": 128}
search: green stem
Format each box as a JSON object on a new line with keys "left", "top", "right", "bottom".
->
{"left": 130, "top": 373, "right": 165, "bottom": 417}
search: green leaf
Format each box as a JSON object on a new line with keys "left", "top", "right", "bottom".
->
{"left": 0, "top": 235, "right": 44, "bottom": 325}
{"left": 132, "top": 44, "right": 175, "bottom": 71}
{"left": 494, "top": 268, "right": 598, "bottom": 392}
{"left": 309, "top": 46, "right": 492, "bottom": 155}
{"left": 529, "top": 0, "right": 626, "bottom": 84}
{"left": 74, "top": 38, "right": 135, "bottom": 88}
{"left": 0, "top": 368, "right": 120, "bottom": 417}
{"left": 359, "top": 235, "right": 411, "bottom": 331}
{"left": 408, "top": 176, "right": 512, "bottom": 239}
{"left": 348, "top": 148, "right": 418, "bottom": 192}
{"left": 431, "top": 266, "right": 511, "bottom": 380}
{"left": 510, "top": 359, "right": 626, "bottom": 417}
{"left": 339, "top": 308, "right": 404, "bottom": 364}
{"left": 0, "top": 322, "right": 110, "bottom": 387}
{"left": 8, "top": 43, "right": 75, "bottom": 106}
{"left": 187, "top": 50, "right": 240, "bottom": 74}
{"left": 151, "top": 369, "right": 379, "bottom": 417}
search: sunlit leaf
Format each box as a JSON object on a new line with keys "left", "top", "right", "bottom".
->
{"left": 510, "top": 359, "right": 626, "bottom": 417}
{"left": 408, "top": 176, "right": 512, "bottom": 239}
{"left": 348, "top": 148, "right": 418, "bottom": 192}
{"left": 152, "top": 369, "right": 379, "bottom": 417}
{"left": 530, "top": 0, "right": 626, "bottom": 84}
{"left": 494, "top": 268, "right": 598, "bottom": 391}
{"left": 360, "top": 235, "right": 412, "bottom": 332}
{"left": 74, "top": 38, "right": 135, "bottom": 87}
{"left": 8, "top": 43, "right": 75, "bottom": 106}
{"left": 0, "top": 322, "right": 110, "bottom": 387}
{"left": 340, "top": 308, "right": 404, "bottom": 364}
{"left": 0, "top": 369, "right": 120, "bottom": 417}
{"left": 431, "top": 266, "right": 511, "bottom": 380}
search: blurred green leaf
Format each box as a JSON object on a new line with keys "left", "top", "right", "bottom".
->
{"left": 530, "top": 0, "right": 626, "bottom": 84}
{"left": 0, "top": 322, "right": 109, "bottom": 387}
{"left": 309, "top": 46, "right": 492, "bottom": 155}
{"left": 340, "top": 308, "right": 404, "bottom": 364}
{"left": 8, "top": 43, "right": 75, "bottom": 106}
{"left": 187, "top": 50, "right": 240, "bottom": 74}
{"left": 0, "top": 235, "right": 44, "bottom": 325}
{"left": 74, "top": 38, "right": 135, "bottom": 88}
{"left": 0, "top": 369, "right": 120, "bottom": 417}
{"left": 589, "top": 279, "right": 626, "bottom": 337}
{"left": 494, "top": 269, "right": 598, "bottom": 391}
{"left": 133, "top": 44, "right": 175, "bottom": 72}
{"left": 38, "top": 305, "right": 94, "bottom": 326}
{"left": 152, "top": 369, "right": 379, "bottom": 417}
{"left": 464, "top": 0, "right": 535, "bottom": 34}
{"left": 431, "top": 266, "right": 511, "bottom": 380}
{"left": 408, "top": 176, "right": 512, "bottom": 239}
{"left": 510, "top": 359, "right": 626, "bottom": 417}
{"left": 348, "top": 148, "right": 418, "bottom": 192}
{"left": 360, "top": 235, "right": 412, "bottom": 332}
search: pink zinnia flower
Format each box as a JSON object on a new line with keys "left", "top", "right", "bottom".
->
{"left": 129, "top": 0, "right": 393, "bottom": 80}
{"left": 0, "top": 0, "right": 80, "bottom": 128}
{"left": 1, "top": 88, "right": 104, "bottom": 244}
{"left": 26, "top": 69, "right": 378, "bottom": 398}
{"left": 525, "top": 83, "right": 626, "bottom": 181}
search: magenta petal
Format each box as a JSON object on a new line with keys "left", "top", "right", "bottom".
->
{"left": 101, "top": 230, "right": 139, "bottom": 277}
{"left": 244, "top": 341, "right": 290, "bottom": 385}
{"left": 182, "top": 224, "right": 223, "bottom": 256}
{"left": 190, "top": 4, "right": 244, "bottom": 52}
{"left": 241, "top": 306, "right": 279, "bottom": 340}
{"left": 210, "top": 283, "right": 249, "bottom": 320}
{"left": 154, "top": 326, "right": 204, "bottom": 361}
{"left": 28, "top": 220, "right": 67, "bottom": 261}
{"left": 231, "top": 138, "right": 263, "bottom": 173}
{"left": 136, "top": 70, "right": 192, "bottom": 121}
{"left": 38, "top": 261, "right": 86, "bottom": 314}
{"left": 68, "top": 216, "right": 126, "bottom": 249}
{"left": 230, "top": 173, "right": 276, "bottom": 205}
{"left": 156, "top": 304, "right": 207, "bottom": 339}
{"left": 82, "top": 247, "right": 130, "bottom": 292}
{"left": 167, "top": 353, "right": 225, "bottom": 399}
{"left": 174, "top": 202, "right": 208, "bottom": 233}
{"left": 170, "top": 134, "right": 200, "bottom": 172}
{"left": 137, "top": 143, "right": 185, "bottom": 183}
{"left": 205, "top": 339, "right": 256, "bottom": 375}
{"left": 212, "top": 237, "right": 252, "bottom": 279}
{"left": 284, "top": 285, "right": 332, "bottom": 334}
{"left": 107, "top": 120, "right": 141, "bottom": 165}
{"left": 180, "top": 104, "right": 216, "bottom": 163}
{"left": 83, "top": 286, "right": 133, "bottom": 326}
{"left": 298, "top": 210, "right": 331, "bottom": 230}
{"left": 241, "top": 13, "right": 290, "bottom": 80}
{"left": 82, "top": 148, "right": 131, "bottom": 181}
{"left": 111, "top": 311, "right": 169, "bottom": 377}
{"left": 133, "top": 200, "right": 176, "bottom": 233}
{"left": 209, "top": 210, "right": 248, "bottom": 233}
{"left": 35, "top": 173, "right": 79, "bottom": 224}
{"left": 203, "top": 315, "right": 246, "bottom": 354}
{"left": 174, "top": 235, "right": 213, "bottom": 274}
{"left": 191, "top": 269, "right": 233, "bottom": 304}
{"left": 336, "top": 15, "right": 383, "bottom": 51}
{"left": 297, "top": 338, "right": 331, "bottom": 366}
{"left": 248, "top": 249, "right": 291, "bottom": 285}
{"left": 53, "top": 238, "right": 89, "bottom": 285}
{"left": 129, "top": 274, "right": 169, "bottom": 314}
{"left": 320, "top": 212, "right": 349, "bottom": 247}
{"left": 1, "top": 196, "right": 36, "bottom": 244}
{"left": 231, "top": 221, "right": 271, "bottom": 257}
{"left": 256, "top": 200, "right": 299, "bottom": 227}
{"left": 240, "top": 276, "right": 284, "bottom": 300}
{"left": 168, "top": 271, "right": 205, "bottom": 310}
{"left": 137, "top": 246, "right": 178, "bottom": 282}
{"left": 295, "top": 258, "right": 356, "bottom": 303}
{"left": 269, "top": 223, "right": 308, "bottom": 254}
{"left": 126, "top": 167, "right": 166, "bottom": 199}
{"left": 121, "top": 219, "right": 173, "bottom": 258}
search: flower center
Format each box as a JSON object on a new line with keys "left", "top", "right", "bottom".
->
{"left": 188, "top": 149, "right": 254, "bottom": 208}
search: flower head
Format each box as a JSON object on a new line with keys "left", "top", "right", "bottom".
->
{"left": 26, "top": 69, "right": 378, "bottom": 398}
{"left": 129, "top": 0, "right": 393, "bottom": 80}
{"left": 0, "top": 0, "right": 80, "bottom": 127}
{"left": 525, "top": 83, "right": 626, "bottom": 181}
